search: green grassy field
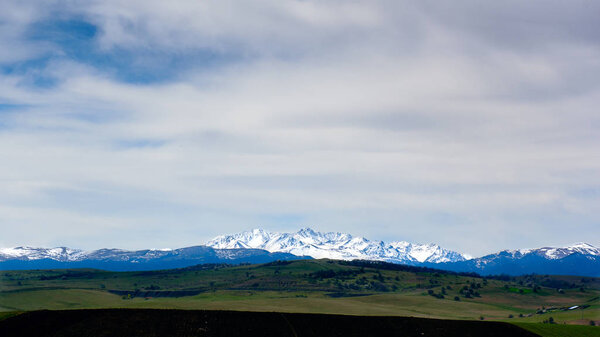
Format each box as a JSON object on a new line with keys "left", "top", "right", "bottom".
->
{"left": 515, "top": 323, "right": 600, "bottom": 337}
{"left": 0, "top": 311, "right": 20, "bottom": 321}
{"left": 1, "top": 259, "right": 599, "bottom": 335}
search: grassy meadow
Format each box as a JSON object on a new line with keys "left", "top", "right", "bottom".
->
{"left": 1, "top": 259, "right": 599, "bottom": 335}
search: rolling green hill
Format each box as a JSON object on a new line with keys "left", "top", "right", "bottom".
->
{"left": 1, "top": 259, "right": 598, "bottom": 333}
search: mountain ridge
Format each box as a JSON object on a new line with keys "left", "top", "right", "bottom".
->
{"left": 1, "top": 228, "right": 598, "bottom": 276}
{"left": 205, "top": 227, "right": 468, "bottom": 264}
{"left": 0, "top": 245, "right": 307, "bottom": 271}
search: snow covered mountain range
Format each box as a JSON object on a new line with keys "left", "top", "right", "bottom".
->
{"left": 1, "top": 228, "right": 598, "bottom": 276}
{"left": 435, "top": 242, "right": 600, "bottom": 277}
{"left": 204, "top": 228, "right": 599, "bottom": 276}
{"left": 206, "top": 228, "right": 468, "bottom": 264}
{"left": 499, "top": 242, "right": 599, "bottom": 260}
{"left": 0, "top": 246, "right": 305, "bottom": 271}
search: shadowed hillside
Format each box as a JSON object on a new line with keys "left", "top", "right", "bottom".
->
{"left": 0, "top": 309, "right": 542, "bottom": 337}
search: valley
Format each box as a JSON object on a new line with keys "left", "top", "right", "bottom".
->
{"left": 1, "top": 259, "right": 598, "bottom": 330}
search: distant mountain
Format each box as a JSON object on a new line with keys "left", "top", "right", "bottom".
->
{"left": 2, "top": 229, "right": 598, "bottom": 277}
{"left": 206, "top": 228, "right": 468, "bottom": 264}
{"left": 206, "top": 229, "right": 600, "bottom": 277}
{"left": 431, "top": 243, "right": 600, "bottom": 277}
{"left": 506, "top": 243, "right": 600, "bottom": 260}
{"left": 0, "top": 246, "right": 307, "bottom": 271}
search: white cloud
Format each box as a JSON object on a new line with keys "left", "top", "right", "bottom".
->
{"left": 0, "top": 0, "right": 599, "bottom": 255}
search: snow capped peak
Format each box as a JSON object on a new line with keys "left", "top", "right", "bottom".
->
{"left": 493, "top": 243, "right": 599, "bottom": 260}
{"left": 297, "top": 227, "right": 317, "bottom": 236}
{"left": 537, "top": 243, "right": 599, "bottom": 259}
{"left": 4, "top": 233, "right": 594, "bottom": 267}
{"left": 567, "top": 242, "right": 596, "bottom": 250}
{"left": 206, "top": 228, "right": 469, "bottom": 264}
{"left": 0, "top": 246, "right": 85, "bottom": 261}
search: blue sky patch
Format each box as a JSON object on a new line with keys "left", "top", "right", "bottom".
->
{"left": 5, "top": 17, "right": 241, "bottom": 86}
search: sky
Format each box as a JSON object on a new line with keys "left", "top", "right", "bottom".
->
{"left": 0, "top": 0, "right": 599, "bottom": 257}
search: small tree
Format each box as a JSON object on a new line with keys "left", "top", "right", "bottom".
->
{"left": 508, "top": 314, "right": 514, "bottom": 318}
{"left": 454, "top": 296, "right": 460, "bottom": 301}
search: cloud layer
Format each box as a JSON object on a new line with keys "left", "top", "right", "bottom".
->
{"left": 0, "top": 0, "right": 599, "bottom": 255}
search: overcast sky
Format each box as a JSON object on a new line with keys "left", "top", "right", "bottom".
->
{"left": 0, "top": 0, "right": 599, "bottom": 256}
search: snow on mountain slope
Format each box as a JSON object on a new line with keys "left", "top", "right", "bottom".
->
{"left": 498, "top": 242, "right": 600, "bottom": 260}
{"left": 3, "top": 230, "right": 596, "bottom": 269}
{"left": 0, "top": 245, "right": 301, "bottom": 266}
{"left": 459, "top": 242, "right": 600, "bottom": 271}
{"left": 0, "top": 247, "right": 85, "bottom": 261}
{"left": 435, "top": 242, "right": 600, "bottom": 277}
{"left": 0, "top": 246, "right": 179, "bottom": 262}
{"left": 206, "top": 228, "right": 469, "bottom": 264}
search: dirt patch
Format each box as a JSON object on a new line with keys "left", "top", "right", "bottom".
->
{"left": 568, "top": 319, "right": 598, "bottom": 325}
{"left": 107, "top": 289, "right": 204, "bottom": 298}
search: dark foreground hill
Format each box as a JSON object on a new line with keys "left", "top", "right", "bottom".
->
{"left": 0, "top": 309, "right": 541, "bottom": 337}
